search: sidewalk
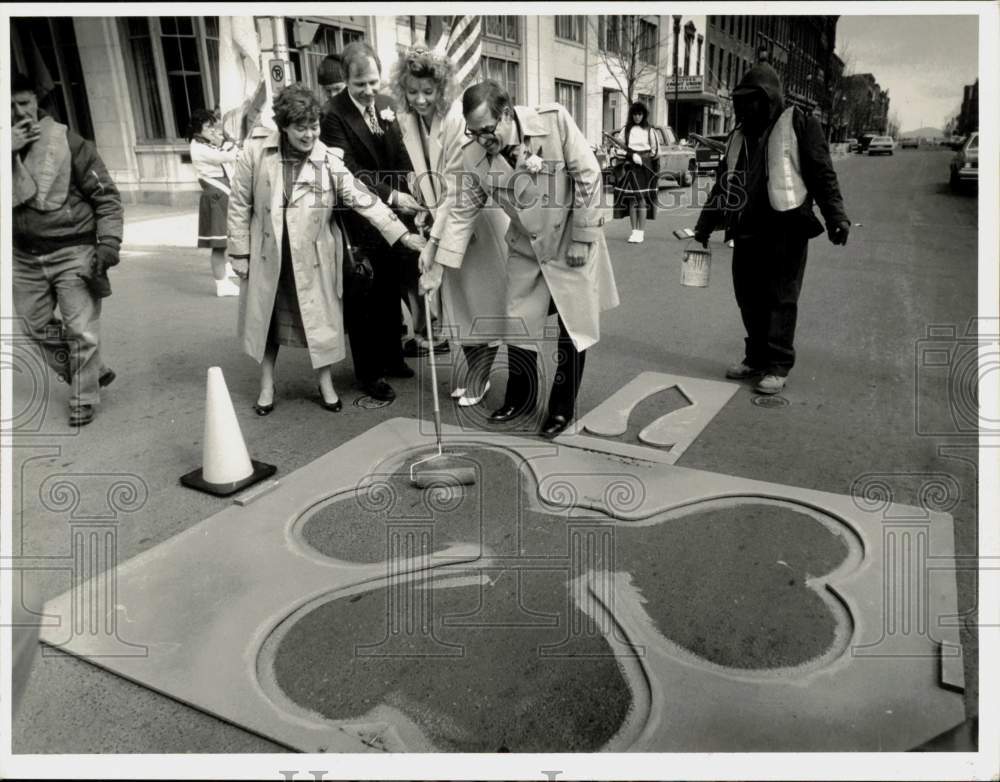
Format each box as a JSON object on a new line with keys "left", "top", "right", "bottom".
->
{"left": 122, "top": 202, "right": 199, "bottom": 248}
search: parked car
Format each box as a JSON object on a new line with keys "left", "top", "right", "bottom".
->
{"left": 603, "top": 125, "right": 696, "bottom": 188}
{"left": 900, "top": 137, "right": 919, "bottom": 149}
{"left": 688, "top": 132, "right": 728, "bottom": 176}
{"left": 846, "top": 137, "right": 860, "bottom": 152}
{"left": 949, "top": 131, "right": 979, "bottom": 191}
{"left": 867, "top": 136, "right": 896, "bottom": 155}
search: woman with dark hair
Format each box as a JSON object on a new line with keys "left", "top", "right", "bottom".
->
{"left": 614, "top": 101, "right": 660, "bottom": 244}
{"left": 391, "top": 46, "right": 509, "bottom": 407}
{"left": 188, "top": 108, "right": 241, "bottom": 296}
{"left": 227, "top": 83, "right": 427, "bottom": 414}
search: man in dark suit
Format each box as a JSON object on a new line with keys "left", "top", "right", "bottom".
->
{"left": 320, "top": 40, "right": 425, "bottom": 401}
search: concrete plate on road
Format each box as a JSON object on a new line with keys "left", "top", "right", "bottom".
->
{"left": 39, "top": 418, "right": 965, "bottom": 752}
{"left": 556, "top": 371, "right": 739, "bottom": 463}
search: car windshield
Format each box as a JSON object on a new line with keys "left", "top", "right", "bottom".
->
{"left": 968, "top": 134, "right": 978, "bottom": 149}
{"left": 658, "top": 127, "right": 677, "bottom": 145}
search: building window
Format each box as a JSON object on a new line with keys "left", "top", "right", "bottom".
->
{"left": 737, "top": 16, "right": 743, "bottom": 42}
{"left": 484, "top": 15, "right": 519, "bottom": 43}
{"left": 684, "top": 35, "right": 692, "bottom": 76}
{"left": 285, "top": 19, "right": 365, "bottom": 99}
{"left": 708, "top": 43, "right": 716, "bottom": 85}
{"left": 554, "top": 16, "right": 584, "bottom": 44}
{"left": 638, "top": 19, "right": 658, "bottom": 65}
{"left": 120, "top": 16, "right": 219, "bottom": 142}
{"left": 696, "top": 35, "right": 703, "bottom": 76}
{"left": 726, "top": 52, "right": 733, "bottom": 89}
{"left": 11, "top": 18, "right": 95, "bottom": 140}
{"left": 555, "top": 79, "right": 583, "bottom": 126}
{"left": 481, "top": 56, "right": 519, "bottom": 102}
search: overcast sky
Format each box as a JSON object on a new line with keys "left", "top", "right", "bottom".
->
{"left": 835, "top": 15, "right": 979, "bottom": 132}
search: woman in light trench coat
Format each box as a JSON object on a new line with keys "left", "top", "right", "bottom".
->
{"left": 228, "top": 84, "right": 426, "bottom": 414}
{"left": 390, "top": 46, "right": 509, "bottom": 407}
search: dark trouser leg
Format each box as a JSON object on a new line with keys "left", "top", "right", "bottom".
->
{"left": 344, "top": 286, "right": 375, "bottom": 382}
{"left": 461, "top": 342, "right": 498, "bottom": 395}
{"left": 762, "top": 234, "right": 809, "bottom": 377}
{"left": 731, "top": 238, "right": 769, "bottom": 368}
{"left": 547, "top": 316, "right": 586, "bottom": 419}
{"left": 377, "top": 249, "right": 405, "bottom": 371}
{"left": 503, "top": 345, "right": 538, "bottom": 412}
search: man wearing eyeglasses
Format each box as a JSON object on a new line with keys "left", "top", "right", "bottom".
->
{"left": 419, "top": 80, "right": 619, "bottom": 439}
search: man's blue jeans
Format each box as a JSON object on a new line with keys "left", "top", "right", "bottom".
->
{"left": 13, "top": 245, "right": 103, "bottom": 407}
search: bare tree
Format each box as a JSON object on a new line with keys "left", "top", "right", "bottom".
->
{"left": 589, "top": 15, "right": 672, "bottom": 105}
{"left": 886, "top": 110, "right": 901, "bottom": 139}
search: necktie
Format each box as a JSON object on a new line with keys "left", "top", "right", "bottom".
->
{"left": 364, "top": 104, "right": 383, "bottom": 137}
{"left": 499, "top": 144, "right": 519, "bottom": 168}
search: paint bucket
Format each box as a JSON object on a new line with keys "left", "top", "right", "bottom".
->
{"left": 681, "top": 243, "right": 711, "bottom": 287}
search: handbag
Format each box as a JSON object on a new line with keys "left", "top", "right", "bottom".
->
{"left": 333, "top": 209, "right": 374, "bottom": 299}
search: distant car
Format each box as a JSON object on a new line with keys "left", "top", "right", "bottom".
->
{"left": 949, "top": 131, "right": 978, "bottom": 191}
{"left": 846, "top": 137, "right": 860, "bottom": 152}
{"left": 688, "top": 132, "right": 728, "bottom": 176}
{"left": 900, "top": 137, "right": 919, "bottom": 149}
{"left": 867, "top": 136, "right": 896, "bottom": 155}
{"left": 604, "top": 125, "right": 695, "bottom": 188}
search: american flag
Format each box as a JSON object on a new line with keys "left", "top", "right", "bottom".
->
{"left": 432, "top": 16, "right": 482, "bottom": 89}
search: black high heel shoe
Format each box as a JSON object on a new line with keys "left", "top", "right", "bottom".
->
{"left": 317, "top": 387, "right": 342, "bottom": 412}
{"left": 253, "top": 389, "right": 275, "bottom": 416}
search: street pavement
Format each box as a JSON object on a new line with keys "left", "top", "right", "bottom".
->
{"left": 10, "top": 147, "right": 980, "bottom": 751}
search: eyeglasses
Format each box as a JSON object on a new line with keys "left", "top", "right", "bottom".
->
{"left": 465, "top": 122, "right": 501, "bottom": 140}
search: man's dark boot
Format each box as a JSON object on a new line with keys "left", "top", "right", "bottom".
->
{"left": 540, "top": 338, "right": 586, "bottom": 438}
{"left": 490, "top": 345, "right": 538, "bottom": 422}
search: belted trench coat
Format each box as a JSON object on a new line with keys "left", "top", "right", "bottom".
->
{"left": 400, "top": 100, "right": 510, "bottom": 345}
{"left": 434, "top": 103, "right": 618, "bottom": 352}
{"left": 228, "top": 132, "right": 407, "bottom": 368}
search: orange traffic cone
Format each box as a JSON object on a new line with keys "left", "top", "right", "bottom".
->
{"left": 180, "top": 367, "right": 276, "bottom": 496}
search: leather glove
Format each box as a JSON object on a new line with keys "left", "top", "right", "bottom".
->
{"left": 230, "top": 255, "right": 250, "bottom": 279}
{"left": 78, "top": 254, "right": 112, "bottom": 299}
{"left": 828, "top": 221, "right": 850, "bottom": 246}
{"left": 95, "top": 242, "right": 120, "bottom": 274}
{"left": 693, "top": 230, "right": 710, "bottom": 248}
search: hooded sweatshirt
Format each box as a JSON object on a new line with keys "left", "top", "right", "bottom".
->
{"left": 695, "top": 64, "right": 848, "bottom": 241}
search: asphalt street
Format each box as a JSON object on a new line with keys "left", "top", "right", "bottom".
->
{"left": 10, "top": 147, "right": 980, "bottom": 751}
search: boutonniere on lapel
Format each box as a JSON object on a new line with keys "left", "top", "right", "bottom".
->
{"left": 521, "top": 145, "right": 545, "bottom": 174}
{"left": 379, "top": 107, "right": 396, "bottom": 124}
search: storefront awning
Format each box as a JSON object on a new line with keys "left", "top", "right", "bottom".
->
{"left": 668, "top": 91, "right": 719, "bottom": 105}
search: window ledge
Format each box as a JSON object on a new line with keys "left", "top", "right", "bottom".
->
{"left": 135, "top": 142, "right": 188, "bottom": 153}
{"left": 554, "top": 38, "right": 585, "bottom": 49}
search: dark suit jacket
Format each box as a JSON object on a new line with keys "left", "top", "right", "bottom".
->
{"left": 320, "top": 91, "right": 414, "bottom": 251}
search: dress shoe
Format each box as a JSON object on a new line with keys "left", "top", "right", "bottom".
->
{"left": 458, "top": 380, "right": 490, "bottom": 407}
{"left": 317, "top": 387, "right": 342, "bottom": 412}
{"left": 402, "top": 339, "right": 429, "bottom": 358}
{"left": 99, "top": 368, "right": 116, "bottom": 388}
{"left": 539, "top": 413, "right": 572, "bottom": 438}
{"left": 754, "top": 374, "right": 787, "bottom": 395}
{"left": 725, "top": 361, "right": 764, "bottom": 380}
{"left": 489, "top": 400, "right": 534, "bottom": 423}
{"left": 252, "top": 401, "right": 274, "bottom": 416}
{"left": 361, "top": 378, "right": 396, "bottom": 401}
{"left": 385, "top": 362, "right": 415, "bottom": 379}
{"left": 69, "top": 405, "right": 94, "bottom": 427}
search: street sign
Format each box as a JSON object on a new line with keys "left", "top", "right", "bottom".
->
{"left": 268, "top": 59, "right": 289, "bottom": 92}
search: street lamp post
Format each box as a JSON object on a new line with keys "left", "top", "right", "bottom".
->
{"left": 673, "top": 15, "right": 682, "bottom": 133}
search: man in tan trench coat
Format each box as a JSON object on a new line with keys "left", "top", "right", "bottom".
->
{"left": 421, "top": 80, "right": 619, "bottom": 438}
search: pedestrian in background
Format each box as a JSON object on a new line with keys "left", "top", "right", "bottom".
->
{"left": 420, "top": 80, "right": 619, "bottom": 438}
{"left": 393, "top": 45, "right": 510, "bottom": 407}
{"left": 613, "top": 101, "right": 659, "bottom": 244}
{"left": 227, "top": 83, "right": 425, "bottom": 415}
{"left": 317, "top": 54, "right": 346, "bottom": 106}
{"left": 187, "top": 108, "right": 241, "bottom": 297}
{"left": 11, "top": 72, "right": 122, "bottom": 427}
{"left": 320, "top": 40, "right": 429, "bottom": 402}
{"left": 694, "top": 63, "right": 850, "bottom": 395}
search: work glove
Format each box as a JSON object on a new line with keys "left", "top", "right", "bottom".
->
{"left": 78, "top": 252, "right": 112, "bottom": 299}
{"left": 95, "top": 241, "right": 121, "bottom": 273}
{"left": 827, "top": 220, "right": 850, "bottom": 246}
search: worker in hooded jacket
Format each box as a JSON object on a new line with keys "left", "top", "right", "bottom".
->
{"left": 694, "top": 63, "right": 850, "bottom": 396}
